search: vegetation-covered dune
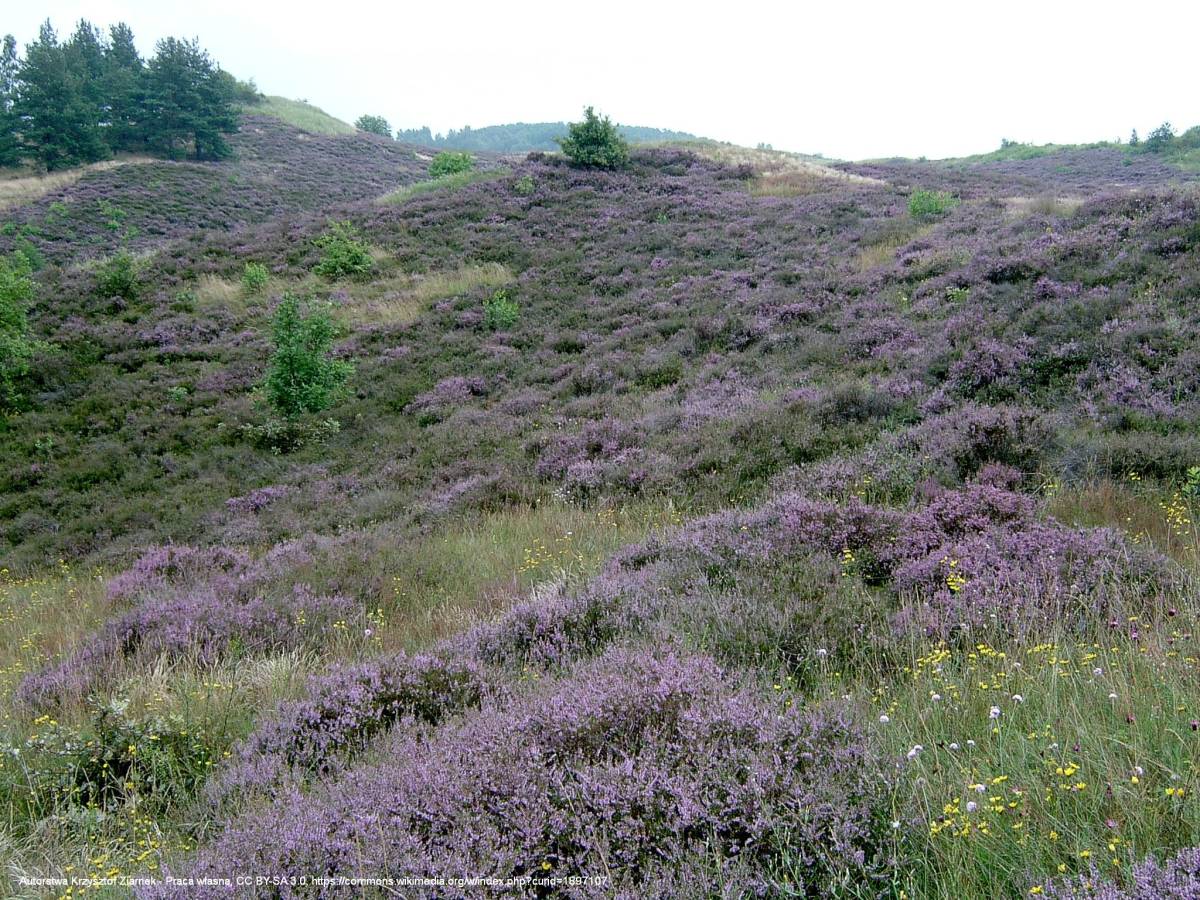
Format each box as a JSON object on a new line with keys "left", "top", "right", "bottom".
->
{"left": 0, "top": 115, "right": 435, "bottom": 265}
{"left": 2, "top": 85, "right": 1200, "bottom": 898}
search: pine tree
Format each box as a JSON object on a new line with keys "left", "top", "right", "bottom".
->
{"left": 63, "top": 20, "right": 106, "bottom": 113}
{"left": 16, "top": 20, "right": 109, "bottom": 169}
{"left": 0, "top": 35, "right": 21, "bottom": 167}
{"left": 557, "top": 106, "right": 629, "bottom": 169}
{"left": 103, "top": 23, "right": 145, "bottom": 152}
{"left": 145, "top": 37, "right": 237, "bottom": 160}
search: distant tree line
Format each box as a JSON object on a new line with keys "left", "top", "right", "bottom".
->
{"left": 395, "top": 121, "right": 697, "bottom": 153}
{"left": 1128, "top": 122, "right": 1199, "bottom": 154}
{"left": 0, "top": 19, "right": 254, "bottom": 170}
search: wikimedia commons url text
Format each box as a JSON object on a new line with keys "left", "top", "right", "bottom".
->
{"left": 18, "top": 873, "right": 612, "bottom": 890}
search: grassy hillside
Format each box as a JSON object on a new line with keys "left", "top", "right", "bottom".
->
{"left": 1, "top": 124, "right": 1200, "bottom": 897}
{"left": 253, "top": 95, "right": 356, "bottom": 135}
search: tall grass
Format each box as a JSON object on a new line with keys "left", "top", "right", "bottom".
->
{"left": 852, "top": 627, "right": 1200, "bottom": 899}
{"left": 336, "top": 262, "right": 514, "bottom": 329}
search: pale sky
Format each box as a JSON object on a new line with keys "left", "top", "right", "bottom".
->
{"left": 9, "top": 1, "right": 1198, "bottom": 160}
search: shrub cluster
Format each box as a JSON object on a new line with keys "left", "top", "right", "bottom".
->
{"left": 0, "top": 253, "right": 38, "bottom": 411}
{"left": 429, "top": 150, "right": 474, "bottom": 178}
{"left": 263, "top": 293, "right": 353, "bottom": 421}
{"left": 312, "top": 220, "right": 374, "bottom": 280}
{"left": 908, "top": 188, "right": 956, "bottom": 219}
{"left": 240, "top": 261, "right": 269, "bottom": 294}
{"left": 557, "top": 106, "right": 630, "bottom": 169}
{"left": 176, "top": 650, "right": 898, "bottom": 897}
{"left": 482, "top": 287, "right": 518, "bottom": 330}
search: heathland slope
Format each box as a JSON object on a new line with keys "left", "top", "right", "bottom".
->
{"left": 1, "top": 126, "right": 1200, "bottom": 899}
{"left": 0, "top": 114, "right": 433, "bottom": 265}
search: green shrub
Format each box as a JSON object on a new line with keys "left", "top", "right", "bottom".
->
{"left": 16, "top": 700, "right": 220, "bottom": 815}
{"left": 241, "top": 261, "right": 270, "bottom": 294}
{"left": 1183, "top": 465, "right": 1200, "bottom": 499}
{"left": 0, "top": 254, "right": 38, "bottom": 412}
{"left": 512, "top": 174, "right": 535, "bottom": 197}
{"left": 636, "top": 354, "right": 683, "bottom": 389}
{"left": 313, "top": 221, "right": 374, "bottom": 280}
{"left": 1145, "top": 121, "right": 1175, "bottom": 153}
{"left": 483, "top": 288, "right": 519, "bottom": 330}
{"left": 96, "top": 251, "right": 140, "bottom": 301}
{"left": 908, "top": 189, "right": 956, "bottom": 220}
{"left": 429, "top": 151, "right": 474, "bottom": 178}
{"left": 355, "top": 114, "right": 392, "bottom": 138}
{"left": 557, "top": 106, "right": 629, "bottom": 169}
{"left": 240, "top": 416, "right": 341, "bottom": 453}
{"left": 171, "top": 289, "right": 197, "bottom": 313}
{"left": 263, "top": 293, "right": 353, "bottom": 421}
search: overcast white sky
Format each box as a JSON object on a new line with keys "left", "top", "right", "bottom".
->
{"left": 10, "top": 1, "right": 1199, "bottom": 159}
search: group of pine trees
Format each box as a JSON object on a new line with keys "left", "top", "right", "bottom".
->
{"left": 0, "top": 20, "right": 251, "bottom": 171}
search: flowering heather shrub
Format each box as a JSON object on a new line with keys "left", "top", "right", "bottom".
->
{"left": 533, "top": 417, "right": 639, "bottom": 480}
{"left": 948, "top": 337, "right": 1033, "bottom": 400}
{"left": 549, "top": 466, "right": 1174, "bottom": 642}
{"left": 884, "top": 472, "right": 1169, "bottom": 637}
{"left": 105, "top": 545, "right": 251, "bottom": 602}
{"left": 17, "top": 583, "right": 356, "bottom": 710}
{"left": 16, "top": 543, "right": 359, "bottom": 709}
{"left": 405, "top": 375, "right": 489, "bottom": 423}
{"left": 209, "top": 652, "right": 493, "bottom": 804}
{"left": 802, "top": 404, "right": 1053, "bottom": 501}
{"left": 223, "top": 484, "right": 290, "bottom": 515}
{"left": 174, "top": 650, "right": 898, "bottom": 897}
{"left": 1043, "top": 846, "right": 1200, "bottom": 898}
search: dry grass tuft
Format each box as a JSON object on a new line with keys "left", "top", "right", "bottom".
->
{"left": 653, "top": 141, "right": 886, "bottom": 193}
{"left": 750, "top": 171, "right": 845, "bottom": 198}
{"left": 338, "top": 262, "right": 514, "bottom": 329}
{"left": 853, "top": 222, "right": 935, "bottom": 273}
{"left": 1048, "top": 479, "right": 1199, "bottom": 567}
{"left": 1003, "top": 194, "right": 1083, "bottom": 218}
{"left": 193, "top": 275, "right": 245, "bottom": 313}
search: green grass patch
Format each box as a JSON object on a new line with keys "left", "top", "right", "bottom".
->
{"left": 252, "top": 96, "right": 355, "bottom": 136}
{"left": 851, "top": 631, "right": 1200, "bottom": 899}
{"left": 370, "top": 499, "right": 684, "bottom": 651}
{"left": 378, "top": 168, "right": 508, "bottom": 205}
